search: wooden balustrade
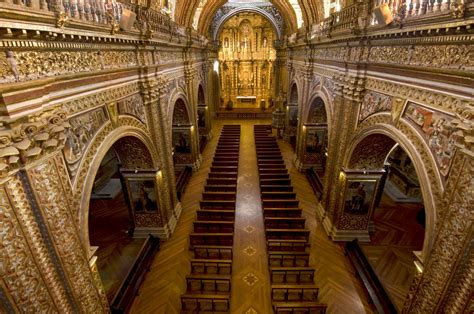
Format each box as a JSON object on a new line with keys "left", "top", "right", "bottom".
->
{"left": 176, "top": 166, "right": 192, "bottom": 201}
{"left": 306, "top": 168, "right": 323, "bottom": 202}
{"left": 345, "top": 239, "right": 397, "bottom": 313}
{"left": 110, "top": 234, "right": 160, "bottom": 314}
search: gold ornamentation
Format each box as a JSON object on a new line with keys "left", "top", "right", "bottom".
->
{"left": 450, "top": 1, "right": 465, "bottom": 18}
{"left": 56, "top": 12, "right": 69, "bottom": 29}
{"left": 243, "top": 225, "right": 255, "bottom": 234}
{"left": 0, "top": 107, "right": 69, "bottom": 178}
{"left": 404, "top": 152, "right": 473, "bottom": 312}
{"left": 391, "top": 98, "right": 406, "bottom": 125}
{"left": 243, "top": 245, "right": 256, "bottom": 256}
{"left": 107, "top": 102, "right": 119, "bottom": 127}
{"left": 0, "top": 50, "right": 137, "bottom": 84}
{"left": 28, "top": 157, "right": 107, "bottom": 312}
{"left": 245, "top": 307, "right": 258, "bottom": 314}
{"left": 0, "top": 184, "right": 58, "bottom": 312}
{"left": 243, "top": 272, "right": 259, "bottom": 286}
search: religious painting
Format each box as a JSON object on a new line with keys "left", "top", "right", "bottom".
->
{"left": 118, "top": 94, "right": 146, "bottom": 124}
{"left": 288, "top": 106, "right": 298, "bottom": 128}
{"left": 198, "top": 107, "right": 206, "bottom": 128}
{"left": 126, "top": 178, "right": 158, "bottom": 213}
{"left": 343, "top": 179, "right": 377, "bottom": 215}
{"left": 403, "top": 102, "right": 458, "bottom": 177}
{"left": 173, "top": 128, "right": 191, "bottom": 154}
{"left": 358, "top": 91, "right": 392, "bottom": 122}
{"left": 306, "top": 128, "right": 326, "bottom": 154}
{"left": 63, "top": 106, "right": 109, "bottom": 179}
{"left": 304, "top": 127, "right": 327, "bottom": 169}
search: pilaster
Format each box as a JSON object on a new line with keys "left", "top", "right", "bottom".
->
{"left": 404, "top": 113, "right": 474, "bottom": 312}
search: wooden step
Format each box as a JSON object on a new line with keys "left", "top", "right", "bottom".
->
{"left": 202, "top": 192, "right": 236, "bottom": 201}
{"left": 186, "top": 274, "right": 231, "bottom": 294}
{"left": 270, "top": 267, "right": 315, "bottom": 284}
{"left": 193, "top": 245, "right": 233, "bottom": 260}
{"left": 272, "top": 301, "right": 327, "bottom": 314}
{"left": 262, "top": 200, "right": 299, "bottom": 208}
{"left": 204, "top": 185, "right": 237, "bottom": 192}
{"left": 181, "top": 294, "right": 230, "bottom": 313}
{"left": 194, "top": 221, "right": 234, "bottom": 233}
{"left": 200, "top": 200, "right": 236, "bottom": 210}
{"left": 208, "top": 172, "right": 238, "bottom": 179}
{"left": 261, "top": 192, "right": 297, "bottom": 199}
{"left": 266, "top": 229, "right": 310, "bottom": 241}
{"left": 271, "top": 284, "right": 319, "bottom": 302}
{"left": 268, "top": 252, "right": 310, "bottom": 267}
{"left": 259, "top": 179, "right": 292, "bottom": 186}
{"left": 190, "top": 233, "right": 234, "bottom": 247}
{"left": 263, "top": 208, "right": 302, "bottom": 218}
{"left": 267, "top": 239, "right": 308, "bottom": 252}
{"left": 261, "top": 185, "right": 294, "bottom": 192}
{"left": 190, "top": 259, "right": 232, "bottom": 275}
{"left": 196, "top": 209, "right": 235, "bottom": 221}
{"left": 265, "top": 217, "right": 306, "bottom": 229}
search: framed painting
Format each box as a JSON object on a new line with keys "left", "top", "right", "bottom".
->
{"left": 305, "top": 127, "right": 326, "bottom": 154}
{"left": 343, "top": 179, "right": 378, "bottom": 215}
{"left": 173, "top": 128, "right": 191, "bottom": 154}
{"left": 126, "top": 178, "right": 158, "bottom": 213}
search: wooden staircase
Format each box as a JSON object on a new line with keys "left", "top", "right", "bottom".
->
{"left": 181, "top": 125, "right": 241, "bottom": 313}
{"left": 254, "top": 125, "right": 328, "bottom": 314}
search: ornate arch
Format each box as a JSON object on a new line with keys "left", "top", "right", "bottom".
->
{"left": 289, "top": 81, "right": 299, "bottom": 104}
{"left": 344, "top": 113, "right": 444, "bottom": 262}
{"left": 302, "top": 88, "right": 333, "bottom": 133}
{"left": 197, "top": 0, "right": 298, "bottom": 36}
{"left": 167, "top": 88, "right": 193, "bottom": 129}
{"left": 212, "top": 6, "right": 283, "bottom": 41}
{"left": 75, "top": 119, "right": 159, "bottom": 254}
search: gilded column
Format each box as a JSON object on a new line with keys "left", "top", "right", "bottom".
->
{"left": 293, "top": 63, "right": 313, "bottom": 170}
{"left": 403, "top": 112, "right": 474, "bottom": 312}
{"left": 321, "top": 74, "right": 365, "bottom": 235}
{"left": 142, "top": 77, "right": 181, "bottom": 236}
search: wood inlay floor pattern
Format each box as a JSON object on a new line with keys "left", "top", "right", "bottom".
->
{"left": 130, "top": 120, "right": 376, "bottom": 314}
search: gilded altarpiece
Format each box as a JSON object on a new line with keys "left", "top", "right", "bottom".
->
{"left": 218, "top": 13, "right": 276, "bottom": 108}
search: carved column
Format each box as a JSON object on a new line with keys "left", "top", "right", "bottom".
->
{"left": 293, "top": 64, "right": 313, "bottom": 170}
{"left": 184, "top": 65, "right": 201, "bottom": 170}
{"left": 404, "top": 117, "right": 474, "bottom": 312}
{"left": 320, "top": 74, "right": 365, "bottom": 233}
{"left": 142, "top": 77, "right": 181, "bottom": 236}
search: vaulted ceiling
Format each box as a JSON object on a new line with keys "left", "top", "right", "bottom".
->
{"left": 175, "top": 0, "right": 323, "bottom": 36}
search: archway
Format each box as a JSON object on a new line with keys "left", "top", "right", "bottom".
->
{"left": 285, "top": 82, "right": 299, "bottom": 148}
{"left": 86, "top": 135, "right": 157, "bottom": 302}
{"left": 172, "top": 98, "right": 193, "bottom": 166}
{"left": 301, "top": 96, "right": 328, "bottom": 173}
{"left": 197, "top": 84, "right": 209, "bottom": 152}
{"left": 346, "top": 132, "right": 431, "bottom": 311}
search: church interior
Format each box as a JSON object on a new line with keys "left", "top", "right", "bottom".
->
{"left": 0, "top": 0, "right": 472, "bottom": 313}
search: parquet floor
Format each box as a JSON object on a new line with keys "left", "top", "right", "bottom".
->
{"left": 89, "top": 194, "right": 145, "bottom": 302}
{"left": 130, "top": 120, "right": 375, "bottom": 314}
{"left": 361, "top": 195, "right": 424, "bottom": 311}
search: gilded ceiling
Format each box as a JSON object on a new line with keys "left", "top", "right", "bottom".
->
{"left": 175, "top": 0, "right": 324, "bottom": 35}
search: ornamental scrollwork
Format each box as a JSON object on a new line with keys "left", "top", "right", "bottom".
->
{"left": 0, "top": 107, "right": 69, "bottom": 178}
